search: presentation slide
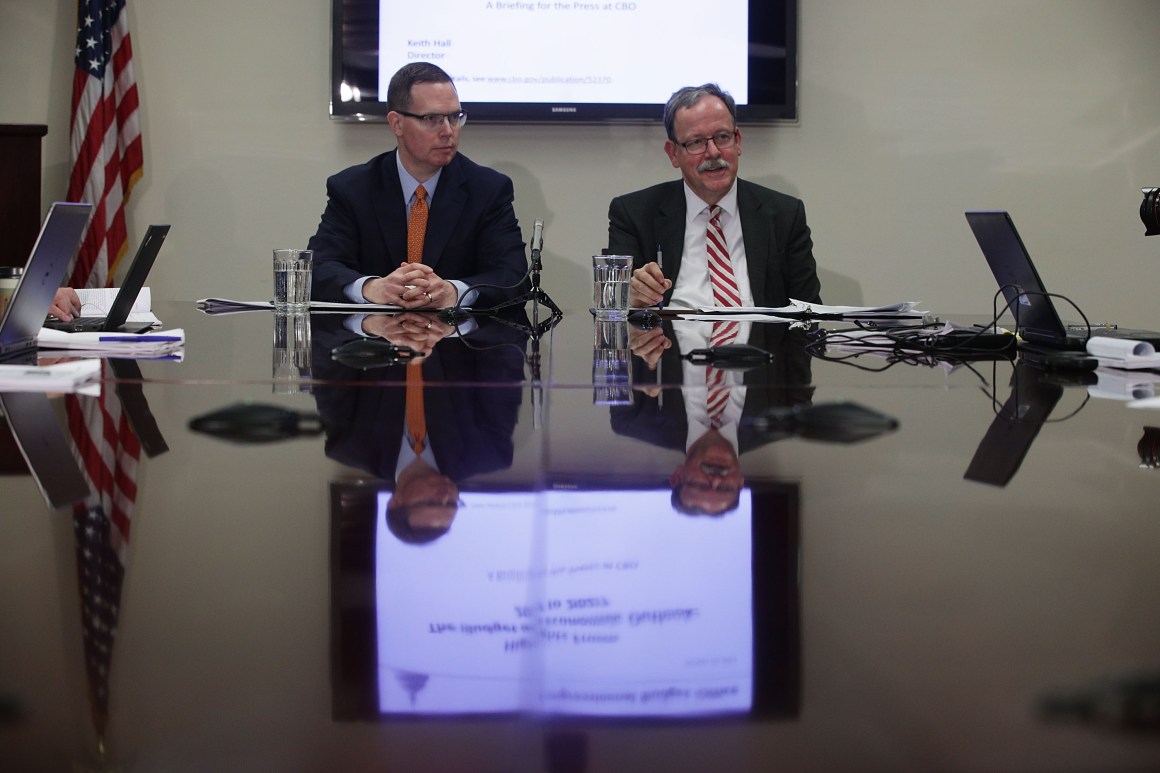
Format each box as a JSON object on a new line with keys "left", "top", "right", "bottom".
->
{"left": 375, "top": 489, "right": 754, "bottom": 717}
{"left": 379, "top": 0, "right": 749, "bottom": 104}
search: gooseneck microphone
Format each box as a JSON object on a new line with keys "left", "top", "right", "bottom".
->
{"left": 530, "top": 218, "right": 544, "bottom": 271}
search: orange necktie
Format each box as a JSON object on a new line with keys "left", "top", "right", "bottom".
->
{"left": 407, "top": 185, "right": 428, "bottom": 264}
{"left": 405, "top": 361, "right": 427, "bottom": 454}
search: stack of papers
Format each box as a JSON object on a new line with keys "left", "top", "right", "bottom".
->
{"left": 674, "top": 300, "right": 927, "bottom": 320}
{"left": 196, "top": 298, "right": 405, "bottom": 314}
{"left": 0, "top": 360, "right": 103, "bottom": 393}
{"left": 76, "top": 286, "right": 162, "bottom": 327}
{"left": 1086, "top": 337, "right": 1160, "bottom": 370}
{"left": 37, "top": 327, "right": 186, "bottom": 359}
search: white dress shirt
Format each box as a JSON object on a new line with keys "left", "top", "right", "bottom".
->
{"left": 668, "top": 181, "right": 753, "bottom": 310}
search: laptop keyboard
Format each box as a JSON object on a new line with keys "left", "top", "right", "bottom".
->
{"left": 44, "top": 316, "right": 107, "bottom": 332}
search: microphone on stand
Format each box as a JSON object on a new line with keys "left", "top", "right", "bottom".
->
{"left": 528, "top": 219, "right": 546, "bottom": 427}
{"left": 530, "top": 218, "right": 545, "bottom": 275}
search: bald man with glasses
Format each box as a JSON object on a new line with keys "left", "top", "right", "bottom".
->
{"left": 607, "top": 83, "right": 822, "bottom": 310}
{"left": 309, "top": 62, "right": 528, "bottom": 311}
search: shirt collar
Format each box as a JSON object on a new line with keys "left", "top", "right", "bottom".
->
{"left": 682, "top": 179, "right": 739, "bottom": 224}
{"left": 396, "top": 152, "right": 442, "bottom": 205}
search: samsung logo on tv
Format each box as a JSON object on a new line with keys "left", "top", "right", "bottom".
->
{"left": 551, "top": 107, "right": 577, "bottom": 113}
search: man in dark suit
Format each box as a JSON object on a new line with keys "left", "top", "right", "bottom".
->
{"left": 607, "top": 83, "right": 821, "bottom": 309}
{"left": 308, "top": 63, "right": 527, "bottom": 310}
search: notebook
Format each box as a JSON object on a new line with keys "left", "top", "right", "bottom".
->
{"left": 0, "top": 391, "right": 91, "bottom": 509}
{"left": 45, "top": 223, "right": 170, "bottom": 333}
{"left": 966, "top": 210, "right": 1160, "bottom": 351}
{"left": 0, "top": 202, "right": 93, "bottom": 362}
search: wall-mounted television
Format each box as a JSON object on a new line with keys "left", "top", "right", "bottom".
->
{"left": 330, "top": 0, "right": 798, "bottom": 124}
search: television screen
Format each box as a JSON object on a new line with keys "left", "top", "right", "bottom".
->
{"left": 330, "top": 479, "right": 801, "bottom": 721}
{"left": 331, "top": 0, "right": 798, "bottom": 123}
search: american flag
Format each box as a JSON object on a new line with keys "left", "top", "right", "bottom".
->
{"left": 68, "top": 0, "right": 144, "bottom": 289}
{"left": 66, "top": 371, "right": 141, "bottom": 736}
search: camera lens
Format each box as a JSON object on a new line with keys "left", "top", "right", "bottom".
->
{"left": 1141, "top": 187, "right": 1160, "bottom": 236}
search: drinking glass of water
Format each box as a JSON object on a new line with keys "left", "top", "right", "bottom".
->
{"left": 273, "top": 248, "right": 312, "bottom": 313}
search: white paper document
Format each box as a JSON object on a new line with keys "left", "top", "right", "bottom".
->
{"left": 75, "top": 286, "right": 162, "bottom": 326}
{"left": 0, "top": 359, "right": 103, "bottom": 393}
{"left": 37, "top": 327, "right": 186, "bottom": 358}
{"left": 1085, "top": 337, "right": 1160, "bottom": 370}
{"left": 196, "top": 298, "right": 406, "bottom": 314}
{"left": 687, "top": 300, "right": 927, "bottom": 318}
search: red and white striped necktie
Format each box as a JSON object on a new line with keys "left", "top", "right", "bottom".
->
{"left": 705, "top": 320, "right": 739, "bottom": 427}
{"left": 707, "top": 205, "right": 741, "bottom": 307}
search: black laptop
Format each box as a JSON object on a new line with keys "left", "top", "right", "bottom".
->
{"left": 966, "top": 211, "right": 1160, "bottom": 351}
{"left": 0, "top": 202, "right": 93, "bottom": 362}
{"left": 45, "top": 224, "right": 170, "bottom": 333}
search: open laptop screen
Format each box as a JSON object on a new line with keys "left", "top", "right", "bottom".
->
{"left": 965, "top": 211, "right": 1069, "bottom": 347}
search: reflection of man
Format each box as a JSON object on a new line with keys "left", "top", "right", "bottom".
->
{"left": 312, "top": 312, "right": 527, "bottom": 542}
{"left": 308, "top": 62, "right": 527, "bottom": 309}
{"left": 611, "top": 321, "right": 814, "bottom": 516}
{"left": 607, "top": 84, "right": 822, "bottom": 309}
{"left": 670, "top": 426, "right": 745, "bottom": 516}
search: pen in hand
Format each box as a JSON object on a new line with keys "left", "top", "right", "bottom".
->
{"left": 654, "top": 244, "right": 668, "bottom": 309}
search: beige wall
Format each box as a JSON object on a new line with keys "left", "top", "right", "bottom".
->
{"left": 2, "top": 0, "right": 1159, "bottom": 319}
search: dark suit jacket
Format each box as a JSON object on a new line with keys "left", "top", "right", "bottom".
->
{"left": 308, "top": 150, "right": 528, "bottom": 307}
{"left": 311, "top": 314, "right": 527, "bottom": 483}
{"left": 610, "top": 323, "right": 815, "bottom": 453}
{"left": 607, "top": 179, "right": 822, "bottom": 307}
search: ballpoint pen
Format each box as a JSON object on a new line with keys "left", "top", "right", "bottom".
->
{"left": 654, "top": 244, "right": 671, "bottom": 310}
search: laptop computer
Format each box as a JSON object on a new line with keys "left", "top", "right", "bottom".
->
{"left": 966, "top": 210, "right": 1160, "bottom": 351}
{"left": 0, "top": 202, "right": 93, "bottom": 362}
{"left": 0, "top": 391, "right": 92, "bottom": 509}
{"left": 45, "top": 223, "right": 170, "bottom": 333}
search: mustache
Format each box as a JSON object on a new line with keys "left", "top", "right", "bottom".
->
{"left": 697, "top": 158, "right": 731, "bottom": 173}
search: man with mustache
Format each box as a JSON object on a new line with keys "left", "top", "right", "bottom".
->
{"left": 309, "top": 62, "right": 527, "bottom": 311}
{"left": 607, "top": 84, "right": 821, "bottom": 309}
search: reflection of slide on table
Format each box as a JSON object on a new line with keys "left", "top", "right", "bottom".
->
{"left": 380, "top": 0, "right": 748, "bottom": 104}
{"left": 375, "top": 490, "right": 753, "bottom": 717}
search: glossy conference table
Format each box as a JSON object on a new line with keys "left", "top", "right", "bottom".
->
{"left": 2, "top": 300, "right": 1159, "bottom": 772}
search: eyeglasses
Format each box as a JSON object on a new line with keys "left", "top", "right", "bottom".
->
{"left": 397, "top": 110, "right": 468, "bottom": 130}
{"left": 675, "top": 129, "right": 738, "bottom": 155}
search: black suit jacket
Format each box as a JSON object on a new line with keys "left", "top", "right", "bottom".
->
{"left": 607, "top": 179, "right": 822, "bottom": 307}
{"left": 610, "top": 323, "right": 815, "bottom": 453}
{"left": 308, "top": 150, "right": 528, "bottom": 307}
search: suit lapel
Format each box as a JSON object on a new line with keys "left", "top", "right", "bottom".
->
{"left": 737, "top": 182, "right": 772, "bottom": 307}
{"left": 375, "top": 151, "right": 408, "bottom": 267}
{"left": 654, "top": 183, "right": 686, "bottom": 306}
{"left": 423, "top": 155, "right": 467, "bottom": 269}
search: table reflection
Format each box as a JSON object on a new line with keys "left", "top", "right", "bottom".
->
{"left": 330, "top": 476, "right": 800, "bottom": 722}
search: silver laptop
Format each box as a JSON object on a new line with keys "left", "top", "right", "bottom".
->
{"left": 0, "top": 202, "right": 93, "bottom": 362}
{"left": 966, "top": 210, "right": 1160, "bottom": 351}
{"left": 44, "top": 224, "right": 170, "bottom": 333}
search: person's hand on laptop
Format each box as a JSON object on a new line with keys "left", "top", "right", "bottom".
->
{"left": 48, "top": 288, "right": 81, "bottom": 321}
